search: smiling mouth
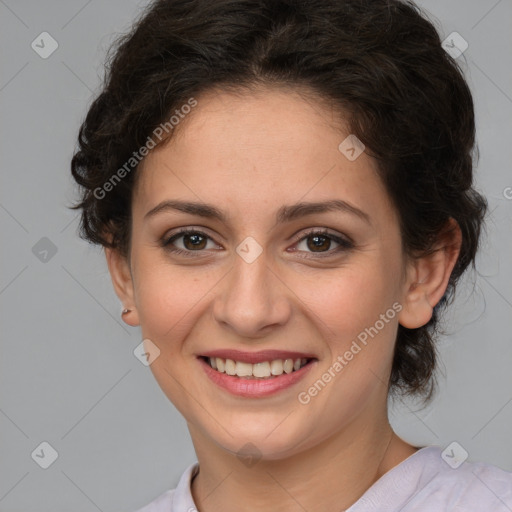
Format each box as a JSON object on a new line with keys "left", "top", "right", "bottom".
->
{"left": 199, "top": 356, "right": 316, "bottom": 379}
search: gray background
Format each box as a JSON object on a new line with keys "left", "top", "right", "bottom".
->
{"left": 0, "top": 0, "right": 511, "bottom": 511}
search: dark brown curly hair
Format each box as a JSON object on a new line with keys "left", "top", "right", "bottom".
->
{"left": 69, "top": 0, "right": 487, "bottom": 404}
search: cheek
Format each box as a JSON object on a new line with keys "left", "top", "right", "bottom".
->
{"left": 301, "top": 262, "right": 396, "bottom": 336}
{"left": 293, "top": 256, "right": 401, "bottom": 387}
{"left": 132, "top": 253, "right": 214, "bottom": 348}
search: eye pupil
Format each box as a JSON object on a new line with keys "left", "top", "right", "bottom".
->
{"left": 307, "top": 235, "right": 330, "bottom": 252}
{"left": 184, "top": 233, "right": 206, "bottom": 250}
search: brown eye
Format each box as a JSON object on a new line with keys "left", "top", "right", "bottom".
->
{"left": 181, "top": 232, "right": 207, "bottom": 250}
{"left": 293, "top": 229, "right": 354, "bottom": 257}
{"left": 161, "top": 229, "right": 217, "bottom": 256}
{"left": 306, "top": 234, "right": 332, "bottom": 252}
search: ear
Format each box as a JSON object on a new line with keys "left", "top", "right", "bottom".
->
{"left": 398, "top": 218, "right": 462, "bottom": 329}
{"left": 105, "top": 247, "right": 140, "bottom": 327}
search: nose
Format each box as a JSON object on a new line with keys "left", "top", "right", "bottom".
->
{"left": 212, "top": 247, "right": 292, "bottom": 338}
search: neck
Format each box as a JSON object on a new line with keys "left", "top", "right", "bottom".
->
{"left": 189, "top": 412, "right": 417, "bottom": 512}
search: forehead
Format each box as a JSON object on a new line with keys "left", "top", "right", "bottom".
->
{"left": 133, "top": 86, "right": 394, "bottom": 226}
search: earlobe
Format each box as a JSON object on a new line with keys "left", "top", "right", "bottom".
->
{"left": 105, "top": 247, "right": 140, "bottom": 326}
{"left": 398, "top": 289, "right": 434, "bottom": 329}
{"left": 398, "top": 218, "right": 462, "bottom": 329}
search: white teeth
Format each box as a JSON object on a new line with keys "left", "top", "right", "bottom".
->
{"left": 253, "top": 361, "right": 271, "bottom": 378}
{"left": 270, "top": 359, "right": 283, "bottom": 375}
{"left": 235, "top": 361, "right": 253, "bottom": 377}
{"left": 225, "top": 359, "right": 236, "bottom": 375}
{"left": 206, "top": 356, "right": 309, "bottom": 378}
{"left": 283, "top": 359, "right": 294, "bottom": 374}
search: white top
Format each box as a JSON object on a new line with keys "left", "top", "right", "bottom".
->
{"left": 133, "top": 445, "right": 512, "bottom": 511}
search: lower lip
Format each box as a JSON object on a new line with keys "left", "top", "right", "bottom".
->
{"left": 198, "top": 357, "right": 317, "bottom": 398}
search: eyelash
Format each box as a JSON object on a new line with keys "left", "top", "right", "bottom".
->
{"left": 160, "top": 228, "right": 354, "bottom": 259}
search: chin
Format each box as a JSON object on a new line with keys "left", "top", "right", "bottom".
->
{"left": 210, "top": 420, "right": 314, "bottom": 462}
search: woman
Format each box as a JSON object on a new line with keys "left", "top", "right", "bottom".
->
{"left": 70, "top": 0, "right": 512, "bottom": 510}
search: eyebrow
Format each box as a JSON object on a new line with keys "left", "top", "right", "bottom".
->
{"left": 144, "top": 199, "right": 371, "bottom": 225}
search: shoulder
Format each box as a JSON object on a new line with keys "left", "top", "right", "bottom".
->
{"left": 130, "top": 462, "right": 199, "bottom": 512}
{"left": 407, "top": 446, "right": 512, "bottom": 511}
{"left": 131, "top": 489, "right": 175, "bottom": 512}
{"left": 349, "top": 445, "right": 512, "bottom": 512}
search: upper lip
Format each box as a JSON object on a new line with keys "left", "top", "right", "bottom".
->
{"left": 199, "top": 349, "right": 317, "bottom": 364}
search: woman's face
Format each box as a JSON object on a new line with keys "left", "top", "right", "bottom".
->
{"left": 110, "top": 87, "right": 419, "bottom": 460}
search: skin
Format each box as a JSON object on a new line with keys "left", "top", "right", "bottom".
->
{"left": 106, "top": 86, "right": 461, "bottom": 512}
